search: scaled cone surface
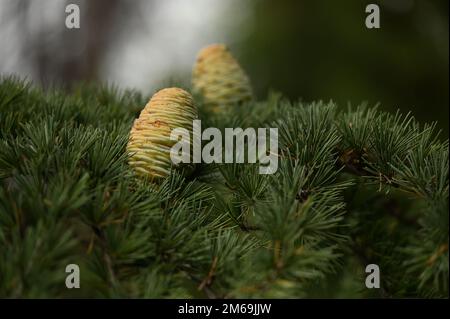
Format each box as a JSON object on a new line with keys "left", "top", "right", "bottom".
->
{"left": 127, "top": 87, "right": 197, "bottom": 180}
{"left": 192, "top": 44, "right": 253, "bottom": 113}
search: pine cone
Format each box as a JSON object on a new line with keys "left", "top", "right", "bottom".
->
{"left": 192, "top": 44, "right": 253, "bottom": 113}
{"left": 127, "top": 87, "right": 197, "bottom": 180}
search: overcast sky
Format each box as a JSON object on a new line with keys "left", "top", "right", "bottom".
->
{"left": 0, "top": 0, "right": 251, "bottom": 92}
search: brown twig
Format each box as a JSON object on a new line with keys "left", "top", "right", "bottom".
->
{"left": 198, "top": 256, "right": 218, "bottom": 292}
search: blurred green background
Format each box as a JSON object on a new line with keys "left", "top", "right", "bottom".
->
{"left": 235, "top": 0, "right": 448, "bottom": 136}
{"left": 1, "top": 0, "right": 448, "bottom": 135}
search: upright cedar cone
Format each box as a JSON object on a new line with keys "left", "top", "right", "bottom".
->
{"left": 192, "top": 44, "right": 253, "bottom": 113}
{"left": 127, "top": 88, "right": 197, "bottom": 180}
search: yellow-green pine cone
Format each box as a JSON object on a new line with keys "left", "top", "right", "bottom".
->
{"left": 127, "top": 87, "right": 197, "bottom": 181}
{"left": 192, "top": 44, "right": 253, "bottom": 113}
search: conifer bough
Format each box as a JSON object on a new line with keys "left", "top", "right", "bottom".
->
{"left": 192, "top": 44, "right": 253, "bottom": 113}
{"left": 0, "top": 72, "right": 448, "bottom": 299}
{"left": 127, "top": 87, "right": 197, "bottom": 180}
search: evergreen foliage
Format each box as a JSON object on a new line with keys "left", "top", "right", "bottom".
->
{"left": 0, "top": 76, "right": 448, "bottom": 298}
